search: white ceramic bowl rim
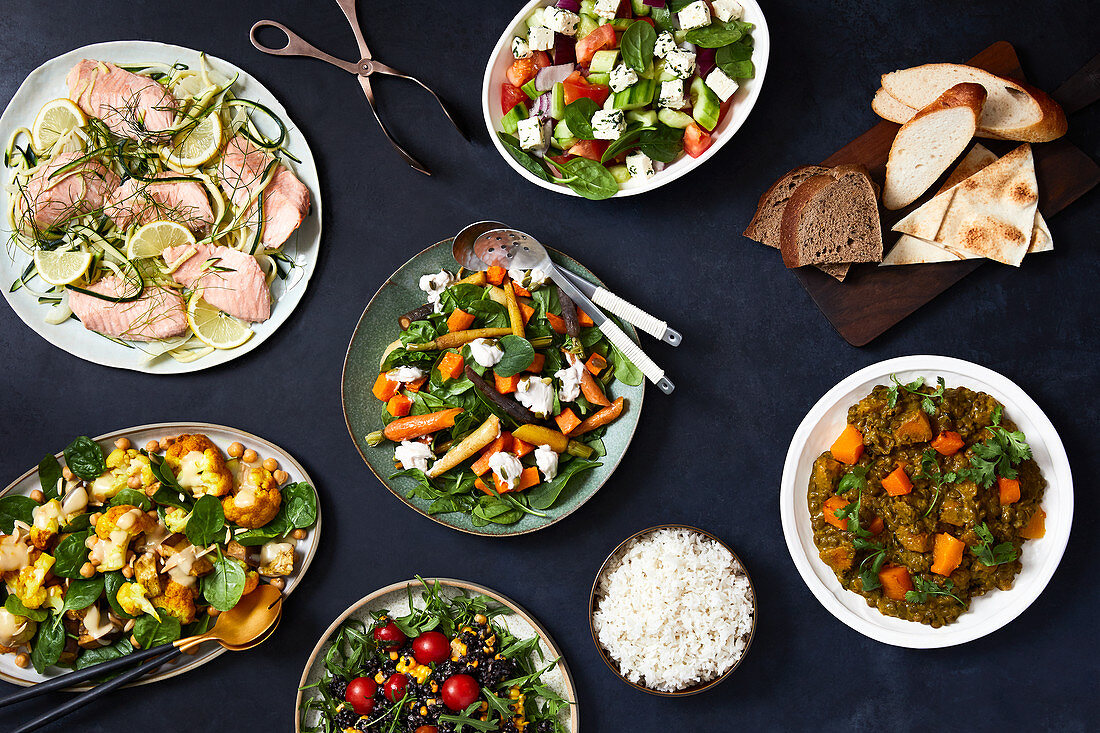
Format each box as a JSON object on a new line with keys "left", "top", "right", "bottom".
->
{"left": 779, "top": 355, "right": 1073, "bottom": 649}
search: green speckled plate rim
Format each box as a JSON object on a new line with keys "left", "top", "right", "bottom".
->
{"left": 340, "top": 239, "right": 644, "bottom": 537}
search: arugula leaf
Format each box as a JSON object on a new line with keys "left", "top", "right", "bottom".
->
{"left": 621, "top": 20, "right": 657, "bottom": 73}
{"left": 63, "top": 436, "right": 106, "bottom": 480}
{"left": 973, "top": 522, "right": 1018, "bottom": 566}
{"left": 563, "top": 98, "right": 599, "bottom": 140}
{"left": 494, "top": 335, "right": 535, "bottom": 377}
{"left": 496, "top": 132, "right": 552, "bottom": 182}
{"left": 905, "top": 576, "right": 967, "bottom": 606}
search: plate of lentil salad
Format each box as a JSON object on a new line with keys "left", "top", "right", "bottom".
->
{"left": 296, "top": 577, "right": 578, "bottom": 733}
{"left": 780, "top": 356, "right": 1072, "bottom": 648}
{"left": 341, "top": 239, "right": 644, "bottom": 536}
{"left": 0, "top": 422, "right": 320, "bottom": 687}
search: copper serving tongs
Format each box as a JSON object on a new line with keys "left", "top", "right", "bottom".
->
{"left": 250, "top": 0, "right": 465, "bottom": 175}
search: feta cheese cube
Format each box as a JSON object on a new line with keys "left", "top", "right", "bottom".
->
{"left": 593, "top": 0, "right": 619, "bottom": 20}
{"left": 654, "top": 31, "right": 678, "bottom": 59}
{"left": 711, "top": 0, "right": 744, "bottom": 22}
{"left": 664, "top": 48, "right": 696, "bottom": 79}
{"left": 608, "top": 64, "right": 639, "bottom": 94}
{"left": 544, "top": 8, "right": 579, "bottom": 36}
{"left": 625, "top": 151, "right": 655, "bottom": 180}
{"left": 528, "top": 25, "right": 555, "bottom": 52}
{"left": 511, "top": 36, "right": 531, "bottom": 59}
{"left": 517, "top": 116, "right": 547, "bottom": 150}
{"left": 658, "top": 80, "right": 686, "bottom": 109}
{"left": 677, "top": 0, "right": 712, "bottom": 31}
{"left": 591, "top": 109, "right": 625, "bottom": 140}
{"left": 705, "top": 67, "right": 740, "bottom": 102}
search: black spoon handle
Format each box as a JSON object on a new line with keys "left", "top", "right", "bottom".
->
{"left": 9, "top": 647, "right": 181, "bottom": 733}
{"left": 0, "top": 642, "right": 176, "bottom": 709}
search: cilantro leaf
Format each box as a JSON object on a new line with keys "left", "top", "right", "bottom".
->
{"left": 973, "top": 522, "right": 1018, "bottom": 566}
{"left": 905, "top": 576, "right": 967, "bottom": 606}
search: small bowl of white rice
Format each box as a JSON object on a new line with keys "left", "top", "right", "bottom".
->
{"left": 589, "top": 525, "right": 756, "bottom": 696}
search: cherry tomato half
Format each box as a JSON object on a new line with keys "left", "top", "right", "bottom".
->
{"left": 383, "top": 672, "right": 408, "bottom": 703}
{"left": 344, "top": 677, "right": 377, "bottom": 715}
{"left": 372, "top": 621, "right": 407, "bottom": 647}
{"left": 441, "top": 673, "right": 481, "bottom": 711}
{"left": 412, "top": 631, "right": 450, "bottom": 665}
{"left": 414, "top": 727, "right": 439, "bottom": 733}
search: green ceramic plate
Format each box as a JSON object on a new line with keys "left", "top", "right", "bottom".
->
{"left": 341, "top": 239, "right": 644, "bottom": 536}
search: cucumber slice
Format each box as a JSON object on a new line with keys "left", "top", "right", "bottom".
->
{"left": 630, "top": 0, "right": 651, "bottom": 16}
{"left": 690, "top": 76, "right": 721, "bottom": 131}
{"left": 657, "top": 108, "right": 694, "bottom": 129}
{"left": 521, "top": 79, "right": 540, "bottom": 100}
{"left": 580, "top": 0, "right": 596, "bottom": 15}
{"left": 501, "top": 103, "right": 528, "bottom": 135}
{"left": 526, "top": 7, "right": 547, "bottom": 30}
{"left": 589, "top": 50, "right": 620, "bottom": 73}
{"left": 626, "top": 110, "right": 658, "bottom": 127}
{"left": 554, "top": 119, "right": 573, "bottom": 140}
{"left": 608, "top": 164, "right": 631, "bottom": 184}
{"left": 613, "top": 79, "right": 655, "bottom": 110}
{"left": 551, "top": 82, "right": 566, "bottom": 120}
{"left": 655, "top": 60, "right": 678, "bottom": 82}
{"left": 609, "top": 18, "right": 633, "bottom": 31}
{"left": 578, "top": 14, "right": 599, "bottom": 38}
{"left": 587, "top": 72, "right": 611, "bottom": 85}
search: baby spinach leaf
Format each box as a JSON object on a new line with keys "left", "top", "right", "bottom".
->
{"left": 600, "top": 123, "right": 653, "bottom": 163}
{"left": 202, "top": 555, "right": 247, "bottom": 611}
{"left": 496, "top": 132, "right": 552, "bottom": 182}
{"left": 62, "top": 576, "right": 105, "bottom": 613}
{"left": 609, "top": 344, "right": 643, "bottom": 386}
{"left": 494, "top": 335, "right": 536, "bottom": 377}
{"left": 551, "top": 158, "right": 619, "bottom": 200}
{"left": 283, "top": 482, "right": 318, "bottom": 529}
{"left": 110, "top": 488, "right": 153, "bottom": 511}
{"left": 134, "top": 613, "right": 182, "bottom": 649}
{"left": 471, "top": 496, "right": 524, "bottom": 526}
{"left": 621, "top": 21, "right": 657, "bottom": 73}
{"left": 74, "top": 638, "right": 134, "bottom": 670}
{"left": 527, "top": 459, "right": 601, "bottom": 511}
{"left": 186, "top": 494, "right": 225, "bottom": 546}
{"left": 0, "top": 495, "right": 38, "bottom": 533}
{"left": 651, "top": 7, "right": 675, "bottom": 31}
{"left": 636, "top": 123, "right": 683, "bottom": 163}
{"left": 563, "top": 98, "right": 599, "bottom": 140}
{"left": 63, "top": 436, "right": 106, "bottom": 480}
{"left": 103, "top": 571, "right": 134, "bottom": 620}
{"left": 30, "top": 614, "right": 66, "bottom": 674}
{"left": 52, "top": 530, "right": 92, "bottom": 578}
{"left": 38, "top": 456, "right": 64, "bottom": 500}
{"left": 685, "top": 20, "right": 753, "bottom": 48}
{"left": 715, "top": 41, "right": 755, "bottom": 79}
{"left": 5, "top": 594, "right": 47, "bottom": 622}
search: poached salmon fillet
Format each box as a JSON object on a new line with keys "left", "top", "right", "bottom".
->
{"left": 162, "top": 243, "right": 271, "bottom": 322}
{"left": 15, "top": 150, "right": 119, "bottom": 231}
{"left": 66, "top": 60, "right": 179, "bottom": 140}
{"left": 106, "top": 173, "right": 215, "bottom": 234}
{"left": 68, "top": 276, "right": 188, "bottom": 341}
{"left": 217, "top": 136, "right": 310, "bottom": 250}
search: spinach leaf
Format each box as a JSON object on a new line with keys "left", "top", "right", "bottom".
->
{"left": 38, "top": 456, "right": 64, "bottom": 500}
{"left": 62, "top": 576, "right": 105, "bottom": 613}
{"left": 527, "top": 459, "right": 601, "bottom": 510}
{"left": 621, "top": 21, "right": 657, "bottom": 73}
{"left": 609, "top": 344, "right": 643, "bottom": 386}
{"left": 465, "top": 298, "right": 509, "bottom": 328}
{"left": 103, "top": 571, "right": 134, "bottom": 620}
{"left": 5, "top": 594, "right": 48, "bottom": 622}
{"left": 550, "top": 158, "right": 619, "bottom": 200}
{"left": 494, "top": 335, "right": 535, "bottom": 377}
{"left": 636, "top": 123, "right": 684, "bottom": 163}
{"left": 202, "top": 555, "right": 247, "bottom": 611}
{"left": 63, "top": 436, "right": 106, "bottom": 480}
{"left": 0, "top": 495, "right": 38, "bottom": 533}
{"left": 496, "top": 132, "right": 552, "bottom": 182}
{"left": 685, "top": 20, "right": 754, "bottom": 48}
{"left": 667, "top": 0, "right": 696, "bottom": 10}
{"left": 715, "top": 41, "right": 755, "bottom": 79}
{"left": 134, "top": 613, "right": 182, "bottom": 649}
{"left": 65, "top": 513, "right": 92, "bottom": 533}
{"left": 147, "top": 455, "right": 192, "bottom": 511}
{"left": 471, "top": 496, "right": 524, "bottom": 526}
{"left": 109, "top": 488, "right": 153, "bottom": 511}
{"left": 283, "top": 482, "right": 318, "bottom": 529}
{"left": 600, "top": 123, "right": 653, "bottom": 163}
{"left": 650, "top": 6, "right": 675, "bottom": 31}
{"left": 52, "top": 530, "right": 92, "bottom": 578}
{"left": 563, "top": 98, "right": 599, "bottom": 140}
{"left": 233, "top": 507, "right": 291, "bottom": 546}
{"left": 74, "top": 638, "right": 134, "bottom": 670}
{"left": 30, "top": 615, "right": 66, "bottom": 673}
{"left": 185, "top": 494, "right": 225, "bottom": 546}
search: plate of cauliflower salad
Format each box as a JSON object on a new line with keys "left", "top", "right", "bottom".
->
{"left": 0, "top": 425, "right": 319, "bottom": 684}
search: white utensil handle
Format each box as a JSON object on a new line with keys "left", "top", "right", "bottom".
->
{"left": 599, "top": 319, "right": 665, "bottom": 386}
{"left": 592, "top": 287, "right": 667, "bottom": 340}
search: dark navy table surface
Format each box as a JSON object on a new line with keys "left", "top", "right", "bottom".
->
{"left": 1, "top": 1, "right": 1096, "bottom": 731}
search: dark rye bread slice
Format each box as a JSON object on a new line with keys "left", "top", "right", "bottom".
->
{"left": 743, "top": 165, "right": 849, "bottom": 280}
{"left": 779, "top": 165, "right": 883, "bottom": 269}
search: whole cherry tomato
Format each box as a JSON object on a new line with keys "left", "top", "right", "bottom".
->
{"left": 412, "top": 631, "right": 450, "bottom": 665}
{"left": 344, "top": 676, "right": 377, "bottom": 715}
{"left": 383, "top": 672, "right": 408, "bottom": 702}
{"left": 372, "top": 621, "right": 407, "bottom": 647}
{"left": 441, "top": 673, "right": 481, "bottom": 711}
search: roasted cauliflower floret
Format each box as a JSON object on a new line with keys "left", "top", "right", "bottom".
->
{"left": 222, "top": 467, "right": 282, "bottom": 529}
{"left": 242, "top": 570, "right": 259, "bottom": 597}
{"left": 165, "top": 435, "right": 232, "bottom": 498}
{"left": 152, "top": 580, "right": 197, "bottom": 625}
{"left": 4, "top": 552, "right": 55, "bottom": 610}
{"left": 116, "top": 582, "right": 159, "bottom": 619}
{"left": 0, "top": 606, "right": 37, "bottom": 650}
{"left": 258, "top": 541, "right": 294, "bottom": 577}
{"left": 163, "top": 507, "right": 190, "bottom": 534}
{"left": 28, "top": 499, "right": 66, "bottom": 550}
{"left": 90, "top": 449, "right": 155, "bottom": 504}
{"left": 89, "top": 505, "right": 154, "bottom": 572}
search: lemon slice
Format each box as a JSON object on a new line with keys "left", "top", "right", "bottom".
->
{"left": 33, "top": 249, "right": 93, "bottom": 286}
{"left": 32, "top": 98, "right": 85, "bottom": 151}
{"left": 166, "top": 112, "right": 222, "bottom": 167}
{"left": 187, "top": 293, "right": 253, "bottom": 349}
{"left": 128, "top": 220, "right": 195, "bottom": 259}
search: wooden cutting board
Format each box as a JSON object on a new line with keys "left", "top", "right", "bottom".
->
{"left": 791, "top": 41, "right": 1100, "bottom": 346}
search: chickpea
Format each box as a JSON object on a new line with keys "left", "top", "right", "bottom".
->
{"left": 474, "top": 614, "right": 488, "bottom": 625}
{"left": 89, "top": 512, "right": 101, "bottom": 527}
{"left": 122, "top": 566, "right": 134, "bottom": 579}
{"left": 62, "top": 466, "right": 75, "bottom": 481}
{"left": 127, "top": 475, "right": 142, "bottom": 489}
{"left": 242, "top": 449, "right": 258, "bottom": 464}
{"left": 269, "top": 578, "right": 285, "bottom": 591}
{"left": 291, "top": 529, "right": 307, "bottom": 540}
{"left": 206, "top": 607, "right": 220, "bottom": 618}
{"left": 145, "top": 440, "right": 160, "bottom": 453}
{"left": 263, "top": 457, "right": 279, "bottom": 472}
{"left": 29, "top": 489, "right": 44, "bottom": 503}
{"left": 273, "top": 470, "right": 289, "bottom": 486}
{"left": 14, "top": 654, "right": 29, "bottom": 669}
{"left": 227, "top": 442, "right": 244, "bottom": 458}
{"left": 130, "top": 635, "right": 141, "bottom": 649}
{"left": 161, "top": 436, "right": 176, "bottom": 447}
{"left": 80, "top": 562, "right": 95, "bottom": 579}
{"left": 114, "top": 437, "right": 131, "bottom": 450}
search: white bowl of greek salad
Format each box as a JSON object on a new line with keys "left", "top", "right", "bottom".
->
{"left": 483, "top": 0, "right": 769, "bottom": 199}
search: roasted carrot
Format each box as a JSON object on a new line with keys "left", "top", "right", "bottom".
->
{"left": 519, "top": 302, "right": 535, "bottom": 324}
{"left": 475, "top": 466, "right": 540, "bottom": 495}
{"left": 1019, "top": 508, "right": 1046, "bottom": 539}
{"left": 487, "top": 266, "right": 506, "bottom": 285}
{"left": 494, "top": 371, "right": 521, "bottom": 394}
{"left": 383, "top": 408, "right": 463, "bottom": 442}
{"left": 386, "top": 394, "right": 412, "bottom": 417}
{"left": 830, "top": 425, "right": 864, "bottom": 465}
{"left": 930, "top": 532, "right": 965, "bottom": 576}
{"left": 456, "top": 271, "right": 487, "bottom": 286}
{"left": 503, "top": 281, "right": 524, "bottom": 337}
{"left": 554, "top": 408, "right": 582, "bottom": 435}
{"left": 878, "top": 565, "right": 913, "bottom": 600}
{"left": 545, "top": 312, "right": 567, "bottom": 334}
{"left": 471, "top": 432, "right": 513, "bottom": 476}
{"left": 526, "top": 353, "right": 545, "bottom": 373}
{"left": 372, "top": 372, "right": 400, "bottom": 401}
{"left": 513, "top": 283, "right": 531, "bottom": 297}
{"left": 511, "top": 424, "right": 568, "bottom": 453}
{"left": 998, "top": 476, "right": 1021, "bottom": 505}
{"left": 405, "top": 376, "right": 428, "bottom": 393}
{"left": 585, "top": 353, "right": 607, "bottom": 375}
{"left": 579, "top": 364, "right": 611, "bottom": 406}
{"left": 577, "top": 309, "right": 594, "bottom": 327}
{"left": 931, "top": 431, "right": 965, "bottom": 456}
{"left": 822, "top": 496, "right": 849, "bottom": 530}
{"left": 404, "top": 328, "right": 512, "bottom": 352}
{"left": 437, "top": 352, "right": 465, "bottom": 381}
{"left": 512, "top": 437, "right": 534, "bottom": 457}
{"left": 882, "top": 466, "right": 913, "bottom": 496}
{"left": 447, "top": 308, "right": 476, "bottom": 332}
{"left": 571, "top": 397, "right": 625, "bottom": 436}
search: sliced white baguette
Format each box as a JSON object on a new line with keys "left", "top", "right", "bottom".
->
{"left": 880, "top": 64, "right": 1067, "bottom": 142}
{"left": 883, "top": 83, "right": 986, "bottom": 210}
